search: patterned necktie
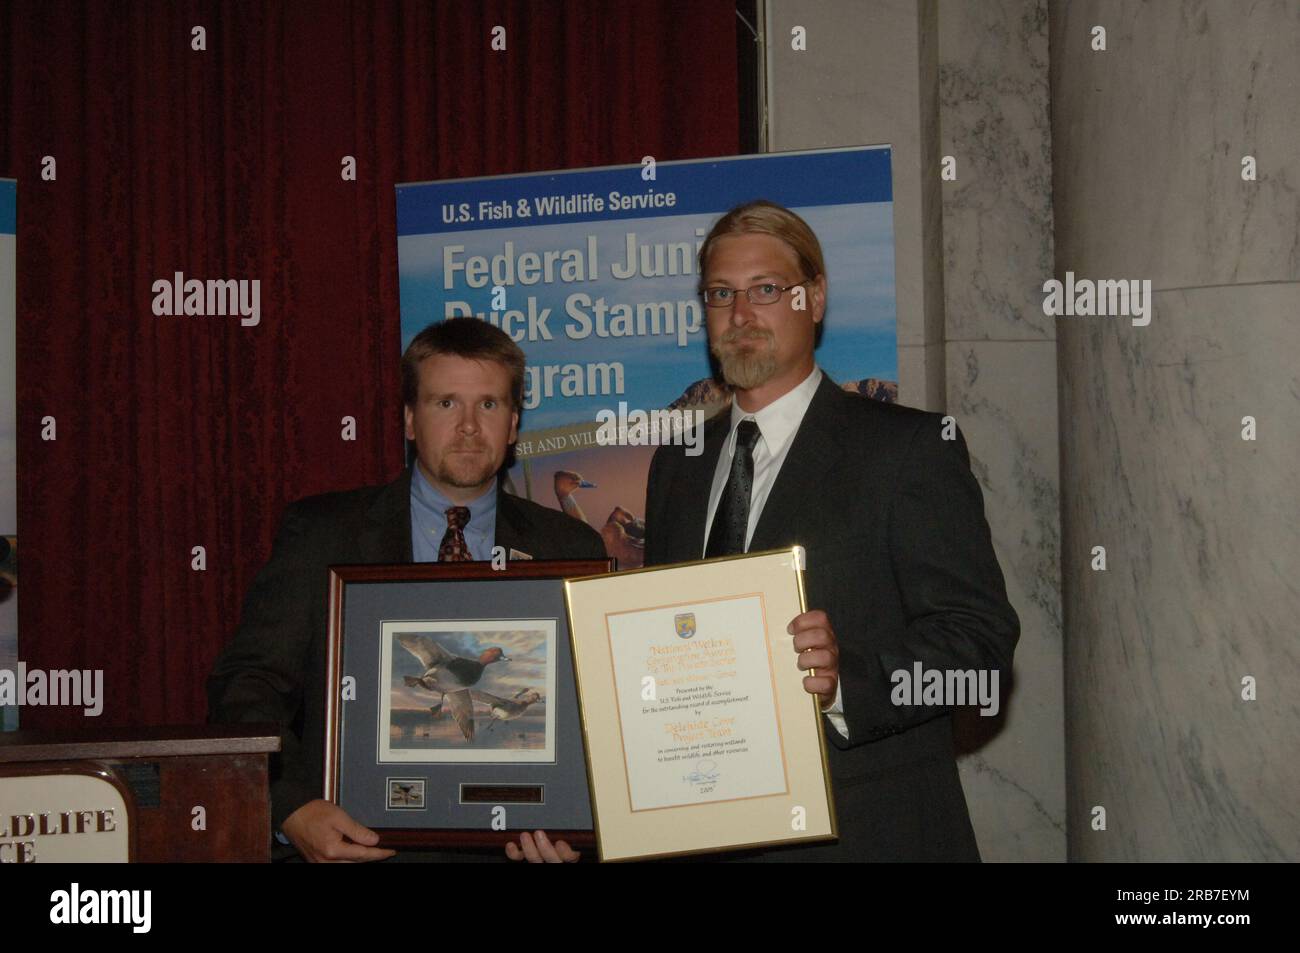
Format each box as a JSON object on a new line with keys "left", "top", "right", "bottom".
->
{"left": 705, "top": 419, "right": 761, "bottom": 558}
{"left": 438, "top": 506, "right": 473, "bottom": 562}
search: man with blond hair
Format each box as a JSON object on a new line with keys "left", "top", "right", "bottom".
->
{"left": 644, "top": 199, "right": 1019, "bottom": 861}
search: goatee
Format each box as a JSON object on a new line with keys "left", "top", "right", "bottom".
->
{"left": 435, "top": 450, "right": 499, "bottom": 490}
{"left": 712, "top": 328, "right": 778, "bottom": 390}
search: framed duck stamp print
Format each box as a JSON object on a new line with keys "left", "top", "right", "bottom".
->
{"left": 324, "top": 559, "right": 612, "bottom": 848}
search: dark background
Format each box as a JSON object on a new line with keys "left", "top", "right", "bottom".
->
{"left": 0, "top": 0, "right": 742, "bottom": 729}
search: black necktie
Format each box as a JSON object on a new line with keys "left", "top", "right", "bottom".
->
{"left": 705, "top": 419, "right": 761, "bottom": 558}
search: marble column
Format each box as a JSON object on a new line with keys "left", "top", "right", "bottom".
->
{"left": 939, "top": 0, "right": 1064, "bottom": 862}
{"left": 768, "top": 0, "right": 1065, "bottom": 861}
{"left": 1052, "top": 0, "right": 1300, "bottom": 860}
{"left": 766, "top": 0, "right": 946, "bottom": 412}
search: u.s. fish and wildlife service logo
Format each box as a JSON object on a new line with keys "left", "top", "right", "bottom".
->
{"left": 674, "top": 612, "right": 696, "bottom": 639}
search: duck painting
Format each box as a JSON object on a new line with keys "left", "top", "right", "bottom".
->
{"left": 600, "top": 505, "right": 645, "bottom": 569}
{"left": 397, "top": 634, "right": 510, "bottom": 742}
{"left": 553, "top": 470, "right": 596, "bottom": 524}
{"left": 470, "top": 688, "right": 543, "bottom": 732}
{"left": 553, "top": 470, "right": 646, "bottom": 569}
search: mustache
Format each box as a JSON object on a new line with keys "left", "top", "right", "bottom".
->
{"left": 715, "top": 327, "right": 775, "bottom": 348}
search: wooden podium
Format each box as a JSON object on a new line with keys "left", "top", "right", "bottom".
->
{"left": 0, "top": 724, "right": 279, "bottom": 862}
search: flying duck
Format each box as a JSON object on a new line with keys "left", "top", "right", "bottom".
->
{"left": 470, "top": 688, "right": 543, "bottom": 731}
{"left": 397, "top": 634, "right": 510, "bottom": 742}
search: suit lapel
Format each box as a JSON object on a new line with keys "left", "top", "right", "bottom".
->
{"left": 494, "top": 486, "right": 533, "bottom": 557}
{"left": 358, "top": 469, "right": 415, "bottom": 563}
{"left": 750, "top": 375, "right": 847, "bottom": 551}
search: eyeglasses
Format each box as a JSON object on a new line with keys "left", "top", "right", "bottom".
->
{"left": 700, "top": 279, "right": 813, "bottom": 308}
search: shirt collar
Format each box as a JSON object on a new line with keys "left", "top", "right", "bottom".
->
{"left": 410, "top": 464, "right": 497, "bottom": 532}
{"left": 726, "top": 367, "right": 823, "bottom": 458}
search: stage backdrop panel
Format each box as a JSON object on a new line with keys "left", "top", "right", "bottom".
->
{"left": 396, "top": 148, "right": 896, "bottom": 566}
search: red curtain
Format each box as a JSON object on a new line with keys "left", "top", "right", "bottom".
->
{"left": 0, "top": 0, "right": 739, "bottom": 729}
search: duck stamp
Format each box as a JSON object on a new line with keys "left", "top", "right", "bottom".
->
{"left": 386, "top": 778, "right": 426, "bottom": 810}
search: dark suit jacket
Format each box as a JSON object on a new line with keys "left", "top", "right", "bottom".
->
{"left": 207, "top": 467, "right": 605, "bottom": 831}
{"left": 644, "top": 375, "right": 1019, "bottom": 861}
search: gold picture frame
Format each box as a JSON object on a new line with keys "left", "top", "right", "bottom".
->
{"left": 564, "top": 547, "right": 836, "bottom": 861}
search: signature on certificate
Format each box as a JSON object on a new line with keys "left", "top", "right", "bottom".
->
{"left": 683, "top": 759, "right": 720, "bottom": 786}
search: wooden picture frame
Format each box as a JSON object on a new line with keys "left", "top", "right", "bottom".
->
{"left": 324, "top": 559, "right": 612, "bottom": 849}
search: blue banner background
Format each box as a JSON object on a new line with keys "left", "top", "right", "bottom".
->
{"left": 396, "top": 148, "right": 897, "bottom": 564}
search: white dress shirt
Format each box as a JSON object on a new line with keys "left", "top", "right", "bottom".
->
{"left": 703, "top": 367, "right": 849, "bottom": 739}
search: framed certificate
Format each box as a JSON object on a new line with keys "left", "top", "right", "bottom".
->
{"left": 324, "top": 559, "right": 612, "bottom": 848}
{"left": 564, "top": 547, "right": 837, "bottom": 861}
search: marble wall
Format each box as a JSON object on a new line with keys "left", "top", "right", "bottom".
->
{"left": 756, "top": 0, "right": 1296, "bottom": 863}
{"left": 767, "top": 0, "right": 1064, "bottom": 860}
{"left": 767, "top": 0, "right": 946, "bottom": 412}
{"left": 1052, "top": 0, "right": 1300, "bottom": 860}
{"left": 938, "top": 0, "right": 1063, "bottom": 862}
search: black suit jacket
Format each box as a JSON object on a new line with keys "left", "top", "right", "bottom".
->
{"left": 208, "top": 468, "right": 605, "bottom": 830}
{"left": 644, "top": 375, "right": 1019, "bottom": 861}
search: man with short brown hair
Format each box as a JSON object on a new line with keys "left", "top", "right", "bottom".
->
{"left": 209, "top": 318, "right": 603, "bottom": 862}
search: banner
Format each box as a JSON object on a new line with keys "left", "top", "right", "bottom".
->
{"left": 1, "top": 179, "right": 16, "bottom": 730}
{"left": 396, "top": 147, "right": 896, "bottom": 567}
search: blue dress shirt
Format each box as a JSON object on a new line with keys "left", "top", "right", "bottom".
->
{"left": 409, "top": 465, "right": 497, "bottom": 562}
